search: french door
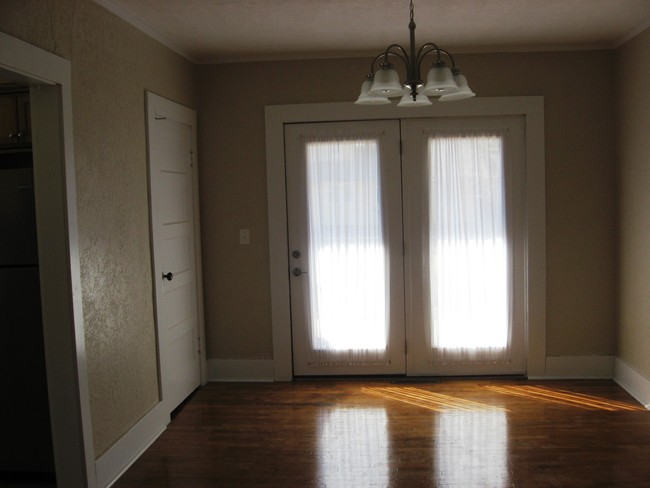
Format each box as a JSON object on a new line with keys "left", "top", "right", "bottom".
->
{"left": 402, "top": 117, "right": 526, "bottom": 375}
{"left": 285, "top": 121, "right": 406, "bottom": 375}
{"left": 285, "top": 116, "right": 526, "bottom": 376}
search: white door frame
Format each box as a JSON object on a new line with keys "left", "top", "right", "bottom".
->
{"left": 146, "top": 91, "right": 208, "bottom": 400}
{"left": 0, "top": 32, "right": 96, "bottom": 486}
{"left": 265, "top": 98, "right": 547, "bottom": 381}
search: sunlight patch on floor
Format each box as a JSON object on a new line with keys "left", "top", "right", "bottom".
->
{"left": 483, "top": 385, "right": 647, "bottom": 411}
{"left": 361, "top": 386, "right": 506, "bottom": 412}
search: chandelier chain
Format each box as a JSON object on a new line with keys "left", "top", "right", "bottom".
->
{"left": 410, "top": 0, "right": 414, "bottom": 21}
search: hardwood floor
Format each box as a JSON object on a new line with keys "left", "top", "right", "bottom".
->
{"left": 113, "top": 379, "right": 650, "bottom": 487}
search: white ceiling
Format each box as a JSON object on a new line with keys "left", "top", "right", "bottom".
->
{"left": 95, "top": 0, "right": 650, "bottom": 64}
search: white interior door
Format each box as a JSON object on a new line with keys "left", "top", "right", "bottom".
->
{"left": 402, "top": 116, "right": 527, "bottom": 375}
{"left": 147, "top": 92, "right": 202, "bottom": 412}
{"left": 285, "top": 120, "right": 406, "bottom": 375}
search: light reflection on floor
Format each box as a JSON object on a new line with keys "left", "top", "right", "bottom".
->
{"left": 315, "top": 384, "right": 645, "bottom": 488}
{"left": 358, "top": 386, "right": 511, "bottom": 486}
{"left": 435, "top": 409, "right": 510, "bottom": 487}
{"left": 317, "top": 407, "right": 389, "bottom": 487}
{"left": 316, "top": 387, "right": 512, "bottom": 487}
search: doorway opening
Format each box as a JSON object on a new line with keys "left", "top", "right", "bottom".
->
{"left": 0, "top": 31, "right": 95, "bottom": 488}
{"left": 0, "top": 79, "right": 55, "bottom": 484}
{"left": 284, "top": 116, "right": 526, "bottom": 377}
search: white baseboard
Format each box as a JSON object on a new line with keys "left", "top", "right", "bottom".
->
{"left": 614, "top": 358, "right": 650, "bottom": 410}
{"left": 207, "top": 359, "right": 274, "bottom": 382}
{"left": 96, "top": 401, "right": 169, "bottom": 488}
{"left": 208, "top": 356, "right": 620, "bottom": 382}
{"left": 540, "top": 355, "right": 614, "bottom": 379}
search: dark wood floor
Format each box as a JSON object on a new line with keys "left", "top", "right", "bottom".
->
{"left": 113, "top": 379, "right": 650, "bottom": 487}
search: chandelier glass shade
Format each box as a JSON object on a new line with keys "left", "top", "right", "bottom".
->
{"left": 356, "top": 1, "right": 475, "bottom": 106}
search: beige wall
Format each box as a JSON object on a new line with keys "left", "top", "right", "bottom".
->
{"left": 617, "top": 27, "right": 650, "bottom": 380}
{"left": 197, "top": 58, "right": 369, "bottom": 360}
{"left": 198, "top": 50, "right": 618, "bottom": 361}
{"left": 0, "top": 0, "right": 196, "bottom": 456}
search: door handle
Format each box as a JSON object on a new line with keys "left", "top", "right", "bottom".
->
{"left": 162, "top": 271, "right": 174, "bottom": 281}
{"left": 292, "top": 267, "right": 308, "bottom": 277}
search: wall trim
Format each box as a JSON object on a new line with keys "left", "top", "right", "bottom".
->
{"left": 538, "top": 355, "right": 614, "bottom": 379}
{"left": 96, "top": 402, "right": 169, "bottom": 488}
{"left": 614, "top": 358, "right": 650, "bottom": 410}
{"left": 207, "top": 359, "right": 275, "bottom": 382}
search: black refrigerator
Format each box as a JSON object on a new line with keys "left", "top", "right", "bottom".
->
{"left": 0, "top": 156, "right": 55, "bottom": 476}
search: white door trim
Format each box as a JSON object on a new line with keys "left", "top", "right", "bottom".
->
{"left": 0, "top": 31, "right": 96, "bottom": 486}
{"left": 265, "top": 98, "right": 547, "bottom": 381}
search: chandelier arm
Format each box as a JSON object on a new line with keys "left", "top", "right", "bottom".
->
{"left": 413, "top": 44, "right": 440, "bottom": 85}
{"left": 368, "top": 54, "right": 383, "bottom": 75}
{"left": 367, "top": 48, "right": 408, "bottom": 78}
{"left": 436, "top": 48, "right": 457, "bottom": 68}
{"left": 416, "top": 43, "right": 442, "bottom": 64}
{"left": 415, "top": 45, "right": 459, "bottom": 79}
{"left": 380, "top": 44, "right": 410, "bottom": 66}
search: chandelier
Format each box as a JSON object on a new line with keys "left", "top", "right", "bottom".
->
{"left": 356, "top": 0, "right": 475, "bottom": 107}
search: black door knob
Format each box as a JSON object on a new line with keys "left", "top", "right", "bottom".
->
{"left": 162, "top": 271, "right": 173, "bottom": 281}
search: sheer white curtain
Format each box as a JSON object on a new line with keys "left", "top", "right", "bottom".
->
{"left": 304, "top": 135, "right": 390, "bottom": 366}
{"left": 425, "top": 131, "right": 512, "bottom": 364}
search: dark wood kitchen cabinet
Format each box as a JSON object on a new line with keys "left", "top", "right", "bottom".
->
{"left": 0, "top": 90, "right": 31, "bottom": 147}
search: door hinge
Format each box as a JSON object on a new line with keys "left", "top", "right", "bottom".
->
{"left": 197, "top": 336, "right": 202, "bottom": 355}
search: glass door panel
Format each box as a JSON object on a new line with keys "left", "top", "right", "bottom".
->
{"left": 402, "top": 117, "right": 526, "bottom": 376}
{"left": 285, "top": 120, "right": 405, "bottom": 375}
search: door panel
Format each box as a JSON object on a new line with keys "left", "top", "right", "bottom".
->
{"left": 147, "top": 92, "right": 201, "bottom": 412}
{"left": 402, "top": 117, "right": 526, "bottom": 376}
{"left": 285, "top": 120, "right": 405, "bottom": 376}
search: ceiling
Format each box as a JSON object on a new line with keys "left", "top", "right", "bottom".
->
{"left": 95, "top": 0, "right": 650, "bottom": 64}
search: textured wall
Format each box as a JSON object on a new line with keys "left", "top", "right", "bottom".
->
{"left": 197, "top": 50, "right": 617, "bottom": 361}
{"left": 617, "top": 27, "right": 650, "bottom": 379}
{"left": 197, "top": 58, "right": 370, "bottom": 360}
{"left": 0, "top": 0, "right": 196, "bottom": 456}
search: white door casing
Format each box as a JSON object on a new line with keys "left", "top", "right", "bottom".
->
{"left": 146, "top": 91, "right": 204, "bottom": 413}
{"left": 0, "top": 31, "right": 96, "bottom": 487}
{"left": 265, "top": 99, "right": 546, "bottom": 381}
